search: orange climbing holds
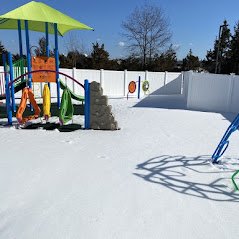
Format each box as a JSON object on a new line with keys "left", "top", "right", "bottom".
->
{"left": 31, "top": 56, "right": 56, "bottom": 82}
{"left": 16, "top": 87, "right": 41, "bottom": 124}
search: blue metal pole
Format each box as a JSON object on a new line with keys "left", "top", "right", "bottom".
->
{"left": 138, "top": 76, "right": 141, "bottom": 99}
{"left": 25, "top": 20, "right": 33, "bottom": 111}
{"left": 24, "top": 20, "right": 32, "bottom": 89}
{"left": 45, "top": 22, "right": 50, "bottom": 57}
{"left": 54, "top": 23, "right": 60, "bottom": 108}
{"left": 55, "top": 49, "right": 60, "bottom": 108}
{"left": 8, "top": 52, "right": 16, "bottom": 112}
{"left": 3, "top": 54, "right": 12, "bottom": 125}
{"left": 17, "top": 20, "right": 23, "bottom": 57}
{"left": 84, "top": 79, "right": 90, "bottom": 129}
{"left": 45, "top": 22, "right": 51, "bottom": 89}
{"left": 18, "top": 20, "right": 24, "bottom": 83}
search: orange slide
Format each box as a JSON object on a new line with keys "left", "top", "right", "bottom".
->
{"left": 16, "top": 87, "right": 41, "bottom": 124}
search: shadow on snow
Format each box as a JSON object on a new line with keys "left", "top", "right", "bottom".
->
{"left": 134, "top": 155, "right": 239, "bottom": 202}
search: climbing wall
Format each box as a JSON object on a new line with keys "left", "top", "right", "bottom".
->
{"left": 90, "top": 81, "right": 119, "bottom": 130}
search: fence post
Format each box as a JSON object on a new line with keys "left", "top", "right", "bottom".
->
{"left": 40, "top": 81, "right": 43, "bottom": 98}
{"left": 186, "top": 72, "right": 194, "bottom": 110}
{"left": 227, "top": 73, "right": 235, "bottom": 112}
{"left": 84, "top": 79, "right": 90, "bottom": 129}
{"left": 164, "top": 71, "right": 168, "bottom": 86}
{"left": 100, "top": 69, "right": 104, "bottom": 88}
{"left": 124, "top": 69, "right": 128, "bottom": 97}
{"left": 181, "top": 71, "right": 184, "bottom": 95}
{"left": 72, "top": 67, "right": 76, "bottom": 93}
{"left": 145, "top": 70, "right": 148, "bottom": 81}
{"left": 0, "top": 73, "right": 3, "bottom": 95}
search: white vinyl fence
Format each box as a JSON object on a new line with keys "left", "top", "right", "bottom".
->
{"left": 71, "top": 69, "right": 182, "bottom": 97}
{"left": 43, "top": 69, "right": 183, "bottom": 98}
{"left": 3, "top": 65, "right": 239, "bottom": 114}
{"left": 0, "top": 66, "right": 6, "bottom": 96}
{"left": 0, "top": 67, "right": 183, "bottom": 99}
{"left": 0, "top": 72, "right": 5, "bottom": 96}
{"left": 187, "top": 72, "right": 239, "bottom": 113}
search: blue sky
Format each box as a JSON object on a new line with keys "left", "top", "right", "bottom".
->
{"left": 1, "top": 0, "right": 239, "bottom": 60}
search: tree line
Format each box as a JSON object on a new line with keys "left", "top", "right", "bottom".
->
{"left": 0, "top": 3, "right": 239, "bottom": 74}
{"left": 0, "top": 38, "right": 182, "bottom": 72}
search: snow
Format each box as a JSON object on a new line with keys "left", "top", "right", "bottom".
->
{"left": 0, "top": 95, "right": 239, "bottom": 239}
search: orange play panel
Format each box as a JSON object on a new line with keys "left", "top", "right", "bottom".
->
{"left": 16, "top": 87, "right": 41, "bottom": 124}
{"left": 128, "top": 81, "right": 136, "bottom": 94}
{"left": 31, "top": 57, "right": 56, "bottom": 82}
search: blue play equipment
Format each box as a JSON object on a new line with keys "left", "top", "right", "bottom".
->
{"left": 212, "top": 113, "right": 239, "bottom": 163}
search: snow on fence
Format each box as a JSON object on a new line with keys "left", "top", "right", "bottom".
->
{"left": 187, "top": 72, "right": 239, "bottom": 113}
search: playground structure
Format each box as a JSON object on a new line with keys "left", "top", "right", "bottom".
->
{"left": 0, "top": 1, "right": 93, "bottom": 129}
{"left": 2, "top": 61, "right": 91, "bottom": 128}
{"left": 127, "top": 76, "right": 150, "bottom": 99}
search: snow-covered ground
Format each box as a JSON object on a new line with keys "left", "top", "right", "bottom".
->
{"left": 0, "top": 96, "right": 239, "bottom": 239}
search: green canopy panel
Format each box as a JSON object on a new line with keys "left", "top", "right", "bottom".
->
{"left": 0, "top": 1, "right": 93, "bottom": 36}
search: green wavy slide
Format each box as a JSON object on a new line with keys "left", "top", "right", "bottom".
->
{"left": 59, "top": 79, "right": 84, "bottom": 102}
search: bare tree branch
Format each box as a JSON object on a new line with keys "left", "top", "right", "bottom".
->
{"left": 121, "top": 3, "right": 172, "bottom": 67}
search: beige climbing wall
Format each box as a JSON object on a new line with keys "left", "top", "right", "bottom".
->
{"left": 90, "top": 81, "right": 119, "bottom": 130}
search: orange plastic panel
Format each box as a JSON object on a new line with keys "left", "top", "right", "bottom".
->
{"left": 31, "top": 57, "right": 56, "bottom": 82}
{"left": 128, "top": 81, "right": 137, "bottom": 94}
{"left": 16, "top": 87, "right": 41, "bottom": 124}
{"left": 16, "top": 88, "right": 28, "bottom": 123}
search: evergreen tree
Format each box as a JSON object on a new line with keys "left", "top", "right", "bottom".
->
{"left": 228, "top": 21, "right": 239, "bottom": 74}
{"left": 89, "top": 42, "right": 110, "bottom": 69}
{"left": 67, "top": 50, "right": 80, "bottom": 68}
{"left": 182, "top": 49, "right": 200, "bottom": 71}
{"left": 74, "top": 52, "right": 91, "bottom": 69}
{"left": 203, "top": 50, "right": 215, "bottom": 73}
{"left": 59, "top": 53, "right": 70, "bottom": 68}
{"left": 0, "top": 41, "right": 7, "bottom": 65}
{"left": 153, "top": 44, "right": 177, "bottom": 71}
{"left": 202, "top": 39, "right": 217, "bottom": 73}
{"left": 0, "top": 41, "right": 6, "bottom": 54}
{"left": 204, "top": 20, "right": 230, "bottom": 74}
{"left": 119, "top": 55, "right": 142, "bottom": 71}
{"left": 216, "top": 20, "right": 231, "bottom": 74}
